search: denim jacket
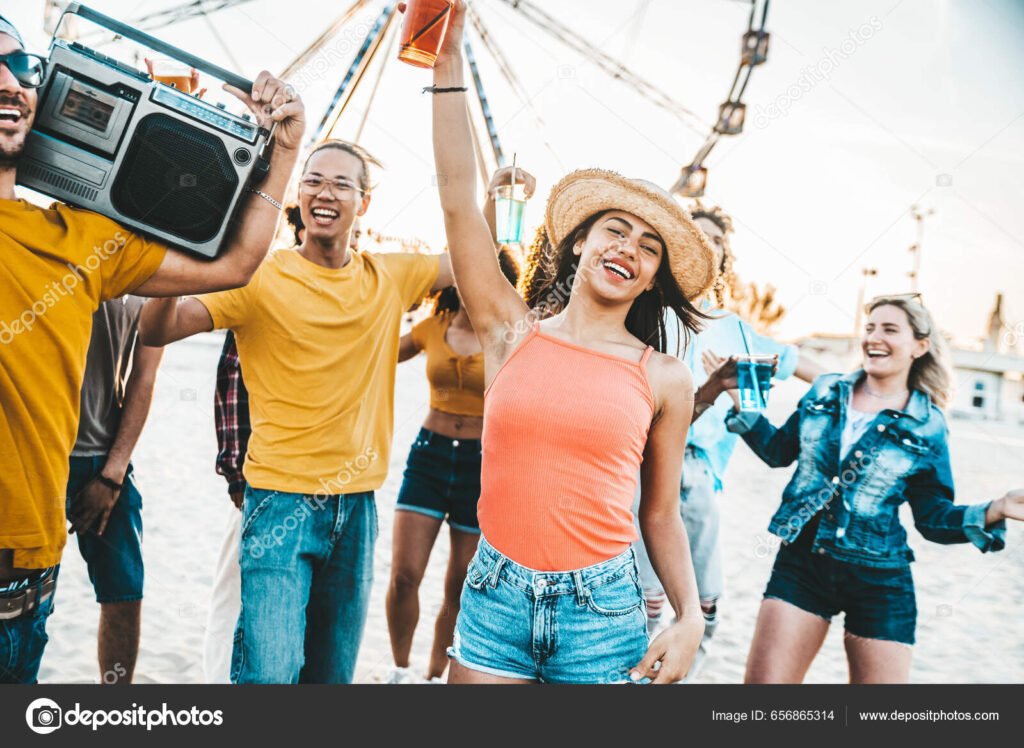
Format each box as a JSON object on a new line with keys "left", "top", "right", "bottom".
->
{"left": 725, "top": 371, "right": 1006, "bottom": 568}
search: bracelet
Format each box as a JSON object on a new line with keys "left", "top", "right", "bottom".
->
{"left": 248, "top": 188, "right": 283, "bottom": 210}
{"left": 422, "top": 86, "right": 468, "bottom": 95}
{"left": 96, "top": 475, "right": 123, "bottom": 492}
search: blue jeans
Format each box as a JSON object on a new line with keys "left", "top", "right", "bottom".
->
{"left": 0, "top": 567, "right": 58, "bottom": 684}
{"left": 449, "top": 536, "right": 649, "bottom": 683}
{"left": 231, "top": 487, "right": 378, "bottom": 684}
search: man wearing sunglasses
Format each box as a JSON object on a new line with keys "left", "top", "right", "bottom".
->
{"left": 0, "top": 15, "right": 306, "bottom": 683}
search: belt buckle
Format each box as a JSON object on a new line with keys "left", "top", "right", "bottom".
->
{"left": 0, "top": 588, "right": 32, "bottom": 621}
{"left": 0, "top": 578, "right": 51, "bottom": 621}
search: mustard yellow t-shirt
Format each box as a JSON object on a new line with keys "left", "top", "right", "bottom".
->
{"left": 0, "top": 199, "right": 168, "bottom": 569}
{"left": 196, "top": 249, "right": 440, "bottom": 495}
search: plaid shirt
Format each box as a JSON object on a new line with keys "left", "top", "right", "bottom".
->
{"left": 214, "top": 330, "right": 251, "bottom": 495}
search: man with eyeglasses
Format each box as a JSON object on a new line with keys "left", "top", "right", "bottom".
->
{"left": 140, "top": 140, "right": 455, "bottom": 683}
{"left": 0, "top": 15, "right": 306, "bottom": 683}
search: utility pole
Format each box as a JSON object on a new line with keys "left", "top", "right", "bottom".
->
{"left": 907, "top": 204, "right": 934, "bottom": 294}
{"left": 854, "top": 266, "right": 878, "bottom": 336}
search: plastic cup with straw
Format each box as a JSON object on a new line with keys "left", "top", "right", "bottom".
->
{"left": 736, "top": 320, "right": 773, "bottom": 412}
{"left": 495, "top": 153, "right": 527, "bottom": 244}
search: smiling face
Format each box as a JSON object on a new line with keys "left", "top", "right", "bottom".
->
{"left": 0, "top": 33, "right": 36, "bottom": 167}
{"left": 299, "top": 147, "right": 370, "bottom": 247}
{"left": 862, "top": 304, "right": 929, "bottom": 381}
{"left": 573, "top": 210, "right": 665, "bottom": 303}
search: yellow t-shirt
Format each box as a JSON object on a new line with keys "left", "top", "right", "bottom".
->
{"left": 197, "top": 249, "right": 440, "bottom": 495}
{"left": 0, "top": 199, "right": 168, "bottom": 569}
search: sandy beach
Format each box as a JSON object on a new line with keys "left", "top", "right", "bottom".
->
{"left": 38, "top": 332, "right": 1024, "bottom": 684}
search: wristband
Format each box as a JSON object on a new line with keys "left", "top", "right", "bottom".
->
{"left": 422, "top": 86, "right": 468, "bottom": 94}
{"left": 96, "top": 475, "right": 123, "bottom": 492}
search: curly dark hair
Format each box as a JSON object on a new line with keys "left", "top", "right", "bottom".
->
{"left": 284, "top": 204, "right": 304, "bottom": 245}
{"left": 518, "top": 214, "right": 709, "bottom": 355}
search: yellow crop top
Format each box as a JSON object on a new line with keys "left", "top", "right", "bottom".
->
{"left": 410, "top": 313, "right": 485, "bottom": 417}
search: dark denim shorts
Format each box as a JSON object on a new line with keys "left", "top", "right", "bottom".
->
{"left": 66, "top": 456, "right": 144, "bottom": 603}
{"left": 765, "top": 540, "right": 917, "bottom": 645}
{"left": 396, "top": 428, "right": 482, "bottom": 534}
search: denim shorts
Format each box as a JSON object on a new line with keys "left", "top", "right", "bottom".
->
{"left": 396, "top": 428, "right": 482, "bottom": 534}
{"left": 449, "top": 536, "right": 650, "bottom": 683}
{"left": 66, "top": 456, "right": 144, "bottom": 603}
{"left": 765, "top": 540, "right": 917, "bottom": 645}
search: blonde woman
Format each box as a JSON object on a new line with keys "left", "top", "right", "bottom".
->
{"left": 722, "top": 295, "right": 1023, "bottom": 683}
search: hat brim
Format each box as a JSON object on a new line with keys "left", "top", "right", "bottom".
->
{"left": 544, "top": 169, "right": 717, "bottom": 300}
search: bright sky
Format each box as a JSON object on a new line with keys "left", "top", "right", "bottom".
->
{"left": 6, "top": 0, "right": 1022, "bottom": 346}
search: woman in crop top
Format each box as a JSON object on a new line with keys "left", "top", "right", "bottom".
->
{"left": 384, "top": 249, "right": 520, "bottom": 684}
{"left": 423, "top": 1, "right": 727, "bottom": 685}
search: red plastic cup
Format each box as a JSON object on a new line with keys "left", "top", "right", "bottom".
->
{"left": 397, "top": 0, "right": 454, "bottom": 69}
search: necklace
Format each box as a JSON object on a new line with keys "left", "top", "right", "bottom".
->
{"left": 862, "top": 385, "right": 908, "bottom": 400}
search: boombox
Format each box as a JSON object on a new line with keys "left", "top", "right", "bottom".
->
{"left": 17, "top": 4, "right": 272, "bottom": 259}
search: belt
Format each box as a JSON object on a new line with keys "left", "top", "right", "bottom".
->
{"left": 0, "top": 577, "right": 57, "bottom": 621}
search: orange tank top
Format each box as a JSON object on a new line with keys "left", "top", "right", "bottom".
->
{"left": 411, "top": 313, "right": 485, "bottom": 417}
{"left": 477, "top": 324, "right": 655, "bottom": 571}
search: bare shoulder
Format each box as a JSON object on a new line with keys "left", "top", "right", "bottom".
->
{"left": 646, "top": 351, "right": 695, "bottom": 413}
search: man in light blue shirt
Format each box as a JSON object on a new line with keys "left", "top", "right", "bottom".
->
{"left": 634, "top": 204, "right": 824, "bottom": 679}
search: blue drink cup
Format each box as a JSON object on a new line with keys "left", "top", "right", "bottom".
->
{"left": 495, "top": 184, "right": 527, "bottom": 244}
{"left": 736, "top": 355, "right": 774, "bottom": 412}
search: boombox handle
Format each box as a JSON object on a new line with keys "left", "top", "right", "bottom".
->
{"left": 60, "top": 3, "right": 255, "bottom": 94}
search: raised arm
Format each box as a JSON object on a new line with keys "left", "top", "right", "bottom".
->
{"left": 133, "top": 72, "right": 305, "bottom": 297}
{"left": 427, "top": 1, "right": 528, "bottom": 345}
{"left": 632, "top": 354, "right": 705, "bottom": 684}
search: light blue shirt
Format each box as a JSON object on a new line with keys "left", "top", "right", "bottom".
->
{"left": 666, "top": 306, "right": 799, "bottom": 491}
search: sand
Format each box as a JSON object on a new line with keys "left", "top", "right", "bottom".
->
{"left": 38, "top": 333, "right": 1024, "bottom": 684}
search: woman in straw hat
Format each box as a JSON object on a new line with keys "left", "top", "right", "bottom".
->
{"left": 720, "top": 295, "right": 1023, "bottom": 682}
{"left": 418, "top": 0, "right": 723, "bottom": 684}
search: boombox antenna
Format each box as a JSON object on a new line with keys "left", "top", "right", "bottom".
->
{"left": 58, "top": 3, "right": 255, "bottom": 93}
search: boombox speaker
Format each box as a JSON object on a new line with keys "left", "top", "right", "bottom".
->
{"left": 17, "top": 4, "right": 272, "bottom": 259}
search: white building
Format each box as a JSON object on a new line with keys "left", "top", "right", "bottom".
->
{"left": 950, "top": 295, "right": 1024, "bottom": 423}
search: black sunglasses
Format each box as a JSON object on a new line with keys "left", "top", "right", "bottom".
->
{"left": 0, "top": 51, "right": 46, "bottom": 88}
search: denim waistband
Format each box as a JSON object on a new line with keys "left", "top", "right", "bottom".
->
{"left": 417, "top": 427, "right": 482, "bottom": 450}
{"left": 475, "top": 536, "right": 636, "bottom": 597}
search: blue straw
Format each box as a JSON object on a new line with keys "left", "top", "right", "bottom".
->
{"left": 737, "top": 320, "right": 763, "bottom": 409}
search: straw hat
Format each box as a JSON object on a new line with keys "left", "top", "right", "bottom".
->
{"left": 544, "top": 169, "right": 717, "bottom": 300}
